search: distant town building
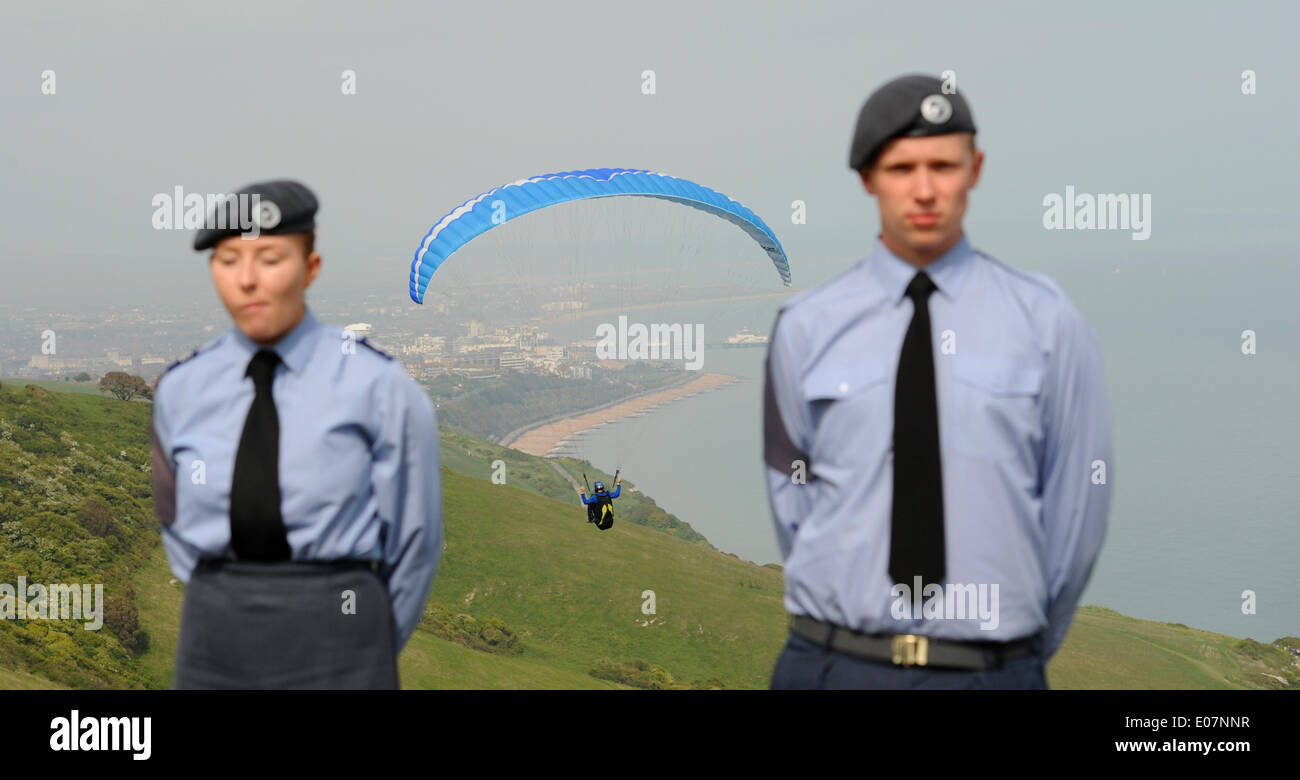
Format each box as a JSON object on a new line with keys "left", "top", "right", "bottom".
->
{"left": 498, "top": 352, "right": 527, "bottom": 371}
{"left": 544, "top": 301, "right": 587, "bottom": 313}
{"left": 403, "top": 334, "right": 446, "bottom": 356}
{"left": 450, "top": 353, "right": 498, "bottom": 371}
{"left": 460, "top": 341, "right": 513, "bottom": 354}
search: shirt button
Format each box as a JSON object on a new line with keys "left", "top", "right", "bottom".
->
{"left": 838, "top": 381, "right": 849, "bottom": 393}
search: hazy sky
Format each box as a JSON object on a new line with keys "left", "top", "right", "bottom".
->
{"left": 2, "top": 0, "right": 1296, "bottom": 319}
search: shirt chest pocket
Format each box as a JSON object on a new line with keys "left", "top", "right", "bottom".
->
{"left": 947, "top": 356, "right": 1045, "bottom": 464}
{"left": 800, "top": 360, "right": 894, "bottom": 475}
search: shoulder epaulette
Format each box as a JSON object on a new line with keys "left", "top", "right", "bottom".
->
{"left": 161, "top": 336, "right": 222, "bottom": 378}
{"left": 162, "top": 348, "right": 201, "bottom": 377}
{"left": 358, "top": 337, "right": 393, "bottom": 360}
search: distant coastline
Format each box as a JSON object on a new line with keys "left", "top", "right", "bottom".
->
{"left": 504, "top": 372, "right": 739, "bottom": 457}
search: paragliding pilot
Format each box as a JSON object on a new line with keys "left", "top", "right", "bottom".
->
{"left": 577, "top": 472, "right": 621, "bottom": 530}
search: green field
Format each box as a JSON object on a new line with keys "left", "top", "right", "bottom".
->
{"left": 2, "top": 379, "right": 1297, "bottom": 689}
{"left": 0, "top": 377, "right": 140, "bottom": 397}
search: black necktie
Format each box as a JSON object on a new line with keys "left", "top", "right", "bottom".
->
{"left": 890, "top": 271, "right": 945, "bottom": 586}
{"left": 230, "top": 349, "right": 291, "bottom": 561}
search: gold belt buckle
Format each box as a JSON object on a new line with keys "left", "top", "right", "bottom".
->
{"left": 891, "top": 634, "right": 929, "bottom": 666}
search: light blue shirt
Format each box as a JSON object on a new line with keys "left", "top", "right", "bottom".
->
{"left": 763, "top": 235, "right": 1112, "bottom": 659}
{"left": 150, "top": 307, "right": 442, "bottom": 652}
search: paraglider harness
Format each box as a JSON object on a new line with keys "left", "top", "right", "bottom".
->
{"left": 584, "top": 470, "right": 617, "bottom": 531}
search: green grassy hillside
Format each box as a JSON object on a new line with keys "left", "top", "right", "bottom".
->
{"left": 0, "top": 381, "right": 157, "bottom": 688}
{"left": 2, "top": 380, "right": 1297, "bottom": 689}
{"left": 1048, "top": 607, "right": 1299, "bottom": 689}
{"left": 438, "top": 429, "right": 708, "bottom": 545}
{"left": 134, "top": 462, "right": 786, "bottom": 689}
{"left": 0, "top": 378, "right": 114, "bottom": 396}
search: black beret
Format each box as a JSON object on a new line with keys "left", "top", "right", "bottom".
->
{"left": 848, "top": 74, "right": 977, "bottom": 171}
{"left": 193, "top": 179, "right": 318, "bottom": 251}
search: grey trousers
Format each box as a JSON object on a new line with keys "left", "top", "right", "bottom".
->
{"left": 173, "top": 559, "right": 399, "bottom": 690}
{"left": 771, "top": 632, "right": 1049, "bottom": 690}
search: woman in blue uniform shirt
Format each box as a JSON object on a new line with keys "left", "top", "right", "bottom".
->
{"left": 150, "top": 180, "right": 442, "bottom": 689}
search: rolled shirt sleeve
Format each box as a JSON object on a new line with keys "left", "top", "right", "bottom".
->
{"left": 763, "top": 311, "right": 814, "bottom": 561}
{"left": 372, "top": 363, "right": 443, "bottom": 653}
{"left": 1038, "top": 300, "right": 1113, "bottom": 660}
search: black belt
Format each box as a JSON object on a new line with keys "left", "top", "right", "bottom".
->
{"left": 196, "top": 558, "right": 380, "bottom": 575}
{"left": 790, "top": 615, "right": 1039, "bottom": 671}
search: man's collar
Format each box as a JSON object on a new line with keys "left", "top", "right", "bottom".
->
{"left": 230, "top": 306, "right": 320, "bottom": 375}
{"left": 867, "top": 233, "right": 977, "bottom": 303}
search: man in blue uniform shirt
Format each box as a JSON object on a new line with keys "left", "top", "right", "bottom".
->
{"left": 151, "top": 179, "right": 442, "bottom": 689}
{"left": 764, "top": 75, "right": 1113, "bottom": 689}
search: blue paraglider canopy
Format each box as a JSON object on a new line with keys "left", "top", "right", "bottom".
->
{"left": 409, "top": 168, "right": 790, "bottom": 304}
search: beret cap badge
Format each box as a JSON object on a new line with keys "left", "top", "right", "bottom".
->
{"left": 255, "top": 199, "right": 282, "bottom": 230}
{"left": 920, "top": 94, "right": 953, "bottom": 124}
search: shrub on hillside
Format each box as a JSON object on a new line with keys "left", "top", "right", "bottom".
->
{"left": 76, "top": 496, "right": 121, "bottom": 539}
{"left": 588, "top": 657, "right": 679, "bottom": 690}
{"left": 419, "top": 604, "right": 522, "bottom": 655}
